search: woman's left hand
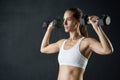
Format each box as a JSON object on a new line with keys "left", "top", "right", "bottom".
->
{"left": 88, "top": 16, "right": 100, "bottom": 30}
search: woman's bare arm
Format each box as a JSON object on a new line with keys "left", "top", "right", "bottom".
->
{"left": 88, "top": 16, "right": 114, "bottom": 55}
{"left": 40, "top": 22, "right": 64, "bottom": 54}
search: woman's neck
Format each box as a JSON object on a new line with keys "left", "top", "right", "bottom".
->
{"left": 69, "top": 31, "right": 82, "bottom": 40}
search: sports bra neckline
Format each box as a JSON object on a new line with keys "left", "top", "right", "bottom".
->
{"left": 63, "top": 37, "right": 84, "bottom": 51}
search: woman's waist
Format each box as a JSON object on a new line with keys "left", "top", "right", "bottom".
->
{"left": 58, "top": 65, "right": 84, "bottom": 80}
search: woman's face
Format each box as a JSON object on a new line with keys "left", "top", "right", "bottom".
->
{"left": 63, "top": 10, "right": 79, "bottom": 32}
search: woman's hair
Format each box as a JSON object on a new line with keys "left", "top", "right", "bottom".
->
{"left": 66, "top": 8, "right": 88, "bottom": 37}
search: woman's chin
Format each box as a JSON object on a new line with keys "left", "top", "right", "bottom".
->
{"left": 65, "top": 30, "right": 69, "bottom": 32}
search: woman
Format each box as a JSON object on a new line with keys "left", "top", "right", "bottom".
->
{"left": 40, "top": 8, "right": 114, "bottom": 80}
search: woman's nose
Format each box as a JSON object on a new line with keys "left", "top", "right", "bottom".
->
{"left": 63, "top": 20, "right": 67, "bottom": 25}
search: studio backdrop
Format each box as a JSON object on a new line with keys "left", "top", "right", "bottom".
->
{"left": 0, "top": 0, "right": 119, "bottom": 80}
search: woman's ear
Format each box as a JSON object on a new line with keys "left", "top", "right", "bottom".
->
{"left": 77, "top": 21, "right": 80, "bottom": 27}
{"left": 74, "top": 22, "right": 79, "bottom": 29}
{"left": 77, "top": 19, "right": 80, "bottom": 25}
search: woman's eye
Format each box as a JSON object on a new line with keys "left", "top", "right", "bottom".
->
{"left": 67, "top": 18, "right": 72, "bottom": 21}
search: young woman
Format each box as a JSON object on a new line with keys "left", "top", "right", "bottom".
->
{"left": 40, "top": 8, "right": 114, "bottom": 80}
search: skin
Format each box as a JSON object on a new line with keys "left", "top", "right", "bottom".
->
{"left": 40, "top": 10, "right": 114, "bottom": 80}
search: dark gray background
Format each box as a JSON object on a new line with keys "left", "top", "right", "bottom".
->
{"left": 0, "top": 0, "right": 119, "bottom": 80}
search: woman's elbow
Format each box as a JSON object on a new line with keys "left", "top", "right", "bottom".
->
{"left": 103, "top": 48, "right": 114, "bottom": 55}
{"left": 40, "top": 48, "right": 46, "bottom": 54}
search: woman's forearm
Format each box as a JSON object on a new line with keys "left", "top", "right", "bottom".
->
{"left": 40, "top": 28, "right": 52, "bottom": 52}
{"left": 94, "top": 26, "right": 114, "bottom": 53}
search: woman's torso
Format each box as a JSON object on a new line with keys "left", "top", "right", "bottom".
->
{"left": 57, "top": 37, "right": 92, "bottom": 80}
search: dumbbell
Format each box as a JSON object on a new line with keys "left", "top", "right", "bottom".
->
{"left": 42, "top": 18, "right": 63, "bottom": 29}
{"left": 80, "top": 15, "right": 111, "bottom": 26}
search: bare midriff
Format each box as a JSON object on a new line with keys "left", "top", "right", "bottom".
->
{"left": 57, "top": 65, "right": 85, "bottom": 80}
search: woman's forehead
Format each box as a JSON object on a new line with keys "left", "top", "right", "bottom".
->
{"left": 64, "top": 10, "right": 73, "bottom": 15}
{"left": 64, "top": 11, "right": 73, "bottom": 18}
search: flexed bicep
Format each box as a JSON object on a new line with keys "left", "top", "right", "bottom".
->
{"left": 40, "top": 42, "right": 59, "bottom": 54}
{"left": 88, "top": 38, "right": 112, "bottom": 55}
{"left": 40, "top": 39, "right": 65, "bottom": 54}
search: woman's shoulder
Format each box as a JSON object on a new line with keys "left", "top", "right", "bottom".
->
{"left": 83, "top": 37, "right": 97, "bottom": 44}
{"left": 56, "top": 39, "right": 67, "bottom": 46}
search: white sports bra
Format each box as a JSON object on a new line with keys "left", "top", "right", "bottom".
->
{"left": 58, "top": 37, "right": 88, "bottom": 69}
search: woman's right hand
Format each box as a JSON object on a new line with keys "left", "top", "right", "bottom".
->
{"left": 47, "top": 21, "right": 55, "bottom": 31}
